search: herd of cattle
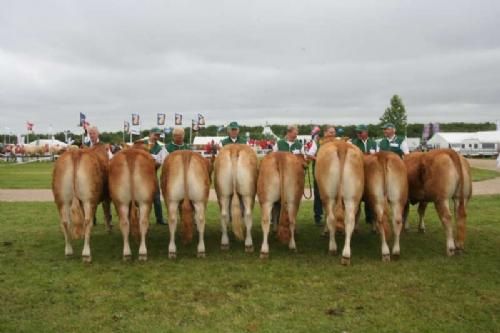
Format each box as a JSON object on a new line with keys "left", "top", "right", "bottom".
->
{"left": 51, "top": 141, "right": 471, "bottom": 265}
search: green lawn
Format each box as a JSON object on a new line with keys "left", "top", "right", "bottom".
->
{"left": 0, "top": 197, "right": 499, "bottom": 332}
{"left": 470, "top": 167, "right": 500, "bottom": 182}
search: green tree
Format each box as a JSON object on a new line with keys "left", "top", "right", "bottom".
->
{"left": 380, "top": 95, "right": 408, "bottom": 135}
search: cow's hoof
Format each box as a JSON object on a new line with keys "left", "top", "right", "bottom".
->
{"left": 329, "top": 250, "right": 337, "bottom": 256}
{"left": 245, "top": 245, "right": 254, "bottom": 253}
{"left": 260, "top": 252, "right": 269, "bottom": 259}
{"left": 447, "top": 248, "right": 455, "bottom": 257}
{"left": 82, "top": 255, "right": 92, "bottom": 263}
{"left": 197, "top": 252, "right": 206, "bottom": 258}
{"left": 418, "top": 227, "right": 426, "bottom": 234}
{"left": 382, "top": 254, "right": 391, "bottom": 262}
{"left": 392, "top": 253, "right": 400, "bottom": 261}
{"left": 138, "top": 254, "right": 147, "bottom": 261}
{"left": 123, "top": 255, "right": 132, "bottom": 262}
{"left": 220, "top": 244, "right": 230, "bottom": 251}
{"left": 168, "top": 252, "right": 177, "bottom": 259}
{"left": 340, "top": 256, "right": 351, "bottom": 266}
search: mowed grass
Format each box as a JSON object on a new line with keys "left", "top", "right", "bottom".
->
{"left": 0, "top": 197, "right": 499, "bottom": 332}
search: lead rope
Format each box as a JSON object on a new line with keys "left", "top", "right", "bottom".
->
{"left": 303, "top": 164, "right": 313, "bottom": 199}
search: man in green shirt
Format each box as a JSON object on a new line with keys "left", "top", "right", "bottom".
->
{"left": 378, "top": 123, "right": 409, "bottom": 158}
{"left": 273, "top": 125, "right": 304, "bottom": 155}
{"left": 352, "top": 125, "right": 376, "bottom": 154}
{"left": 166, "top": 127, "right": 190, "bottom": 153}
{"left": 143, "top": 127, "right": 168, "bottom": 225}
{"left": 221, "top": 121, "right": 247, "bottom": 146}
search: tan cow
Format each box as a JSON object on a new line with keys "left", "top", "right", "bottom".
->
{"left": 363, "top": 152, "right": 408, "bottom": 261}
{"left": 214, "top": 144, "right": 258, "bottom": 252}
{"left": 109, "top": 149, "right": 156, "bottom": 261}
{"left": 89, "top": 144, "right": 113, "bottom": 231}
{"left": 315, "top": 141, "right": 364, "bottom": 265}
{"left": 52, "top": 149, "right": 106, "bottom": 262}
{"left": 404, "top": 149, "right": 472, "bottom": 256}
{"left": 257, "top": 152, "right": 305, "bottom": 258}
{"left": 161, "top": 151, "right": 211, "bottom": 258}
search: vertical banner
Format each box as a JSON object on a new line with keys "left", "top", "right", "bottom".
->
{"left": 175, "top": 113, "right": 183, "bottom": 126}
{"left": 26, "top": 121, "right": 34, "bottom": 134}
{"left": 79, "top": 112, "right": 86, "bottom": 127}
{"left": 124, "top": 121, "right": 130, "bottom": 134}
{"left": 422, "top": 123, "right": 430, "bottom": 140}
{"left": 157, "top": 113, "right": 166, "bottom": 126}
{"left": 132, "top": 113, "right": 140, "bottom": 126}
{"left": 192, "top": 119, "right": 200, "bottom": 132}
{"left": 432, "top": 122, "right": 440, "bottom": 134}
{"left": 197, "top": 114, "right": 205, "bottom": 126}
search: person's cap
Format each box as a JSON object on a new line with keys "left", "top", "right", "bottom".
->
{"left": 150, "top": 127, "right": 162, "bottom": 134}
{"left": 356, "top": 124, "right": 368, "bottom": 132}
{"left": 382, "top": 123, "right": 395, "bottom": 129}
{"left": 228, "top": 121, "right": 239, "bottom": 129}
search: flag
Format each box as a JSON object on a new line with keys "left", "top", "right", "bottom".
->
{"left": 432, "top": 122, "right": 440, "bottom": 134}
{"left": 422, "top": 123, "right": 430, "bottom": 140}
{"left": 26, "top": 121, "right": 34, "bottom": 133}
{"left": 131, "top": 127, "right": 140, "bottom": 135}
{"left": 157, "top": 113, "right": 166, "bottom": 126}
{"left": 83, "top": 121, "right": 90, "bottom": 130}
{"left": 198, "top": 114, "right": 205, "bottom": 126}
{"left": 79, "top": 112, "right": 86, "bottom": 127}
{"left": 175, "top": 113, "right": 182, "bottom": 125}
{"left": 192, "top": 119, "right": 199, "bottom": 132}
{"left": 124, "top": 121, "right": 130, "bottom": 134}
{"left": 132, "top": 113, "right": 140, "bottom": 126}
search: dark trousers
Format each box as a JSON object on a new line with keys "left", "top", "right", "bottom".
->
{"left": 364, "top": 201, "right": 374, "bottom": 224}
{"left": 153, "top": 178, "right": 164, "bottom": 223}
{"left": 313, "top": 178, "right": 323, "bottom": 222}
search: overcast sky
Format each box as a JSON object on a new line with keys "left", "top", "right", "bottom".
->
{"left": 1, "top": 0, "right": 499, "bottom": 134}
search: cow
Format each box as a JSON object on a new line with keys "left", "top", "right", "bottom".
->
{"left": 257, "top": 152, "right": 305, "bottom": 258}
{"left": 214, "top": 144, "right": 258, "bottom": 252}
{"left": 404, "top": 149, "right": 472, "bottom": 256}
{"left": 315, "top": 141, "right": 364, "bottom": 265}
{"left": 89, "top": 144, "right": 113, "bottom": 232}
{"left": 109, "top": 149, "right": 156, "bottom": 261}
{"left": 161, "top": 151, "right": 211, "bottom": 259}
{"left": 52, "top": 148, "right": 106, "bottom": 262}
{"left": 363, "top": 152, "right": 408, "bottom": 261}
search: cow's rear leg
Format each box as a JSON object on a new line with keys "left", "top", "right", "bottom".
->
{"left": 58, "top": 203, "right": 73, "bottom": 257}
{"left": 167, "top": 201, "right": 180, "bottom": 259}
{"left": 259, "top": 202, "right": 273, "bottom": 259}
{"left": 103, "top": 199, "right": 113, "bottom": 233}
{"left": 326, "top": 199, "right": 338, "bottom": 255}
{"left": 341, "top": 200, "right": 356, "bottom": 266}
{"left": 435, "top": 200, "right": 455, "bottom": 256}
{"left": 374, "top": 201, "right": 390, "bottom": 262}
{"left": 81, "top": 202, "right": 95, "bottom": 263}
{"left": 118, "top": 204, "right": 132, "bottom": 261}
{"left": 242, "top": 196, "right": 254, "bottom": 252}
{"left": 219, "top": 196, "right": 230, "bottom": 250}
{"left": 417, "top": 202, "right": 428, "bottom": 233}
{"left": 193, "top": 201, "right": 206, "bottom": 258}
{"left": 391, "top": 201, "right": 404, "bottom": 260}
{"left": 138, "top": 202, "right": 151, "bottom": 261}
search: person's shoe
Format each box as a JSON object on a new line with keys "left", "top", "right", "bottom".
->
{"left": 314, "top": 217, "right": 323, "bottom": 226}
{"left": 156, "top": 219, "right": 167, "bottom": 225}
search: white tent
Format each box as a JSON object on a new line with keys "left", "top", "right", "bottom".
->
{"left": 427, "top": 131, "right": 500, "bottom": 156}
{"left": 192, "top": 136, "right": 223, "bottom": 145}
{"left": 27, "top": 139, "right": 68, "bottom": 147}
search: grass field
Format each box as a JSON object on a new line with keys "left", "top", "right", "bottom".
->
{"left": 0, "top": 161, "right": 498, "bottom": 189}
{"left": 0, "top": 197, "right": 499, "bottom": 332}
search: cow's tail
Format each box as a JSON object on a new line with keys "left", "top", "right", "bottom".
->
{"left": 333, "top": 144, "right": 349, "bottom": 230}
{"left": 126, "top": 153, "right": 140, "bottom": 239}
{"left": 70, "top": 151, "right": 85, "bottom": 239}
{"left": 230, "top": 149, "right": 244, "bottom": 240}
{"left": 181, "top": 153, "right": 194, "bottom": 244}
{"left": 378, "top": 153, "right": 392, "bottom": 240}
{"left": 277, "top": 155, "right": 291, "bottom": 244}
{"left": 447, "top": 150, "right": 466, "bottom": 242}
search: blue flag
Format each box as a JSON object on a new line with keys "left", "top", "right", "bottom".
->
{"left": 79, "top": 112, "right": 86, "bottom": 127}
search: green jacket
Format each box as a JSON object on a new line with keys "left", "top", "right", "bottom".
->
{"left": 378, "top": 136, "right": 405, "bottom": 157}
{"left": 276, "top": 139, "right": 303, "bottom": 153}
{"left": 352, "top": 137, "right": 377, "bottom": 154}
{"left": 166, "top": 142, "right": 189, "bottom": 153}
{"left": 221, "top": 136, "right": 247, "bottom": 146}
{"left": 143, "top": 139, "right": 163, "bottom": 155}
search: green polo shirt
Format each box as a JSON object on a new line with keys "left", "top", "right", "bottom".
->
{"left": 352, "top": 137, "right": 377, "bottom": 154}
{"left": 143, "top": 139, "right": 162, "bottom": 155}
{"left": 166, "top": 142, "right": 189, "bottom": 153}
{"left": 221, "top": 136, "right": 247, "bottom": 146}
{"left": 276, "top": 139, "right": 303, "bottom": 153}
{"left": 379, "top": 136, "right": 405, "bottom": 157}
